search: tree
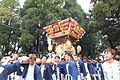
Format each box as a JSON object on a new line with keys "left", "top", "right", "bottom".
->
{"left": 0, "top": 0, "right": 20, "bottom": 54}
{"left": 19, "top": 0, "right": 88, "bottom": 54}
{"left": 90, "top": 0, "right": 120, "bottom": 48}
{"left": 80, "top": 0, "right": 120, "bottom": 58}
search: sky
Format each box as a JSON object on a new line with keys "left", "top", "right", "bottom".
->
{"left": 77, "top": 0, "right": 91, "bottom": 13}
{"left": 19, "top": 0, "right": 26, "bottom": 7}
{"left": 19, "top": 0, "right": 91, "bottom": 13}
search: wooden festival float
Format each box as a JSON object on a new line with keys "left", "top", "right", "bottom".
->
{"left": 43, "top": 17, "right": 85, "bottom": 55}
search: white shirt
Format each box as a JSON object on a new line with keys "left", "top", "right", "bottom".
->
{"left": 0, "top": 67, "right": 4, "bottom": 74}
{"left": 76, "top": 62, "right": 82, "bottom": 80}
{"left": 84, "top": 62, "right": 91, "bottom": 80}
{"left": 41, "top": 65, "right": 45, "bottom": 79}
{"left": 65, "top": 63, "right": 72, "bottom": 80}
{"left": 102, "top": 60, "right": 120, "bottom": 80}
{"left": 26, "top": 64, "right": 35, "bottom": 80}
{"left": 56, "top": 66, "right": 60, "bottom": 80}
{"left": 84, "top": 63, "right": 89, "bottom": 73}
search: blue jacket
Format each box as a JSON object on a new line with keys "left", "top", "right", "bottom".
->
{"left": 77, "top": 61, "right": 87, "bottom": 77}
{"left": 41, "top": 64, "right": 53, "bottom": 80}
{"left": 91, "top": 62, "right": 104, "bottom": 80}
{"left": 86, "top": 62, "right": 95, "bottom": 74}
{"left": 0, "top": 62, "right": 21, "bottom": 80}
{"left": 0, "top": 62, "right": 2, "bottom": 66}
{"left": 57, "top": 60, "right": 78, "bottom": 80}
{"left": 21, "top": 64, "right": 43, "bottom": 80}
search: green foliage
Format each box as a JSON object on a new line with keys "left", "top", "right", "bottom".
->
{"left": 19, "top": 0, "right": 88, "bottom": 54}
{"left": 0, "top": 31, "right": 8, "bottom": 45}
{"left": 20, "top": 32, "right": 34, "bottom": 52}
{"left": 0, "top": 7, "right": 12, "bottom": 18}
{"left": 0, "top": 0, "right": 19, "bottom": 8}
{"left": 76, "top": 0, "right": 120, "bottom": 58}
{"left": 92, "top": 1, "right": 111, "bottom": 17}
{"left": 90, "top": 0, "right": 120, "bottom": 51}
{"left": 0, "top": 0, "right": 20, "bottom": 54}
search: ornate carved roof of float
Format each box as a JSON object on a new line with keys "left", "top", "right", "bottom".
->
{"left": 43, "top": 17, "right": 85, "bottom": 44}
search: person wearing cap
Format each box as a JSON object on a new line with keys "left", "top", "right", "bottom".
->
{"left": 102, "top": 48, "right": 120, "bottom": 80}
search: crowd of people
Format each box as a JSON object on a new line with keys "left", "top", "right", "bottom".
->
{"left": 0, "top": 47, "right": 120, "bottom": 80}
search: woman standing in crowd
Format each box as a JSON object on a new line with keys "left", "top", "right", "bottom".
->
{"left": 102, "top": 48, "right": 120, "bottom": 80}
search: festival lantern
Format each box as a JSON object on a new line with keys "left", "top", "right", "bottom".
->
{"left": 48, "top": 45, "right": 53, "bottom": 52}
{"left": 43, "top": 17, "right": 85, "bottom": 55}
{"left": 77, "top": 45, "right": 82, "bottom": 55}
{"left": 0, "top": 51, "right": 2, "bottom": 55}
{"left": 0, "top": 51, "right": 2, "bottom": 58}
